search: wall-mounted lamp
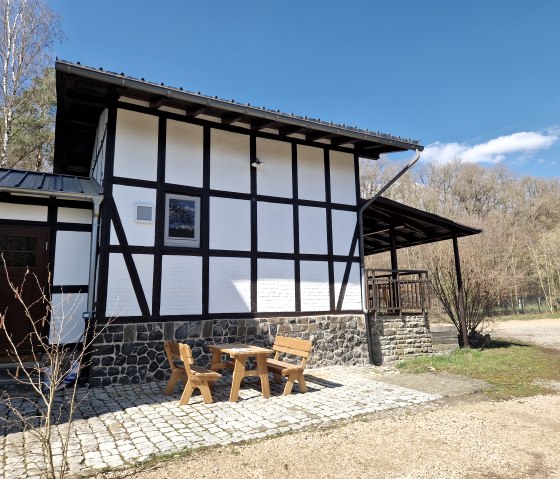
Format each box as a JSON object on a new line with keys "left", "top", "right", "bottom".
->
{"left": 251, "top": 158, "right": 264, "bottom": 168}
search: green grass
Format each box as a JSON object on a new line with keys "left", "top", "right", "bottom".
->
{"left": 399, "top": 340, "right": 560, "bottom": 400}
{"left": 491, "top": 311, "right": 560, "bottom": 322}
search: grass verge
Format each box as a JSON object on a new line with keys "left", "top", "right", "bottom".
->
{"left": 491, "top": 311, "right": 560, "bottom": 321}
{"left": 398, "top": 340, "right": 560, "bottom": 400}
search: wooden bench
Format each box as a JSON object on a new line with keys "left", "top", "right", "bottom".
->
{"left": 266, "top": 336, "right": 312, "bottom": 395}
{"left": 163, "top": 341, "right": 221, "bottom": 405}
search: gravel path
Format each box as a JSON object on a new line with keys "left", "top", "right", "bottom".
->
{"left": 105, "top": 394, "right": 560, "bottom": 479}
{"left": 490, "top": 318, "right": 560, "bottom": 350}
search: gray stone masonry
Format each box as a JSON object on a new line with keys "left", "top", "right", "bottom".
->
{"left": 369, "top": 313, "right": 433, "bottom": 365}
{"left": 89, "top": 314, "right": 369, "bottom": 386}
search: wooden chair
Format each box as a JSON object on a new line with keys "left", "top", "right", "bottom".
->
{"left": 266, "top": 336, "right": 312, "bottom": 395}
{"left": 163, "top": 341, "right": 222, "bottom": 405}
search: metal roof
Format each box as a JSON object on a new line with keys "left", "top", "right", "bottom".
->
{"left": 0, "top": 168, "right": 102, "bottom": 197}
{"left": 54, "top": 60, "right": 423, "bottom": 176}
{"left": 362, "top": 197, "right": 481, "bottom": 255}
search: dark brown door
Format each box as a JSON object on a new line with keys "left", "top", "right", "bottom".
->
{"left": 0, "top": 226, "right": 49, "bottom": 362}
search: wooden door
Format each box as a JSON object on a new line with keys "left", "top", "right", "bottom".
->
{"left": 0, "top": 226, "right": 49, "bottom": 362}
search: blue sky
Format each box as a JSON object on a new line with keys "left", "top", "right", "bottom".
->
{"left": 51, "top": 0, "right": 559, "bottom": 178}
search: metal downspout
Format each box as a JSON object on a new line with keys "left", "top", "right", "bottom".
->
{"left": 357, "top": 149, "right": 421, "bottom": 364}
{"left": 80, "top": 196, "right": 103, "bottom": 383}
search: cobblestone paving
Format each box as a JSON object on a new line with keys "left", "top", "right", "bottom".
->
{"left": 0, "top": 366, "right": 440, "bottom": 478}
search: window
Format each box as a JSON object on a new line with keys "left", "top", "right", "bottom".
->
{"left": 164, "top": 194, "right": 201, "bottom": 247}
{"left": 0, "top": 236, "right": 37, "bottom": 267}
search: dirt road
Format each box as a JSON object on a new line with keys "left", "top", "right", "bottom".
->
{"left": 490, "top": 318, "right": 560, "bottom": 350}
{"left": 107, "top": 393, "right": 560, "bottom": 479}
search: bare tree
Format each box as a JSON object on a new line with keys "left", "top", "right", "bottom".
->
{"left": 0, "top": 259, "right": 109, "bottom": 479}
{"left": 0, "top": 0, "right": 62, "bottom": 168}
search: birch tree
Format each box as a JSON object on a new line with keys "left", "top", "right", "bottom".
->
{"left": 0, "top": 0, "right": 61, "bottom": 168}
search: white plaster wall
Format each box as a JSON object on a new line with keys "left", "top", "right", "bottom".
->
{"left": 57, "top": 207, "right": 92, "bottom": 224}
{"left": 297, "top": 144, "right": 325, "bottom": 201}
{"left": 53, "top": 231, "right": 91, "bottom": 286}
{"left": 331, "top": 209, "right": 358, "bottom": 256}
{"left": 210, "top": 129, "right": 250, "bottom": 193}
{"left": 334, "top": 261, "right": 362, "bottom": 310}
{"left": 106, "top": 253, "right": 153, "bottom": 317}
{"left": 257, "top": 202, "right": 293, "bottom": 253}
{"left": 160, "top": 255, "right": 202, "bottom": 315}
{"left": 0, "top": 203, "right": 47, "bottom": 222}
{"left": 298, "top": 206, "right": 328, "bottom": 254}
{"left": 256, "top": 138, "right": 292, "bottom": 198}
{"left": 111, "top": 184, "right": 156, "bottom": 246}
{"left": 329, "top": 150, "right": 356, "bottom": 205}
{"left": 209, "top": 196, "right": 251, "bottom": 251}
{"left": 300, "top": 260, "right": 330, "bottom": 311}
{"left": 209, "top": 257, "right": 251, "bottom": 313}
{"left": 49, "top": 293, "right": 87, "bottom": 344}
{"left": 257, "top": 259, "right": 295, "bottom": 312}
{"left": 91, "top": 108, "right": 108, "bottom": 184}
{"left": 114, "top": 109, "right": 158, "bottom": 181}
{"left": 165, "top": 119, "right": 204, "bottom": 187}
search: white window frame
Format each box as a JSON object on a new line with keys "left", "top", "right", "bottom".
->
{"left": 164, "top": 194, "right": 201, "bottom": 247}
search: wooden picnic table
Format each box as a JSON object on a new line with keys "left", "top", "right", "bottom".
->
{"left": 209, "top": 343, "right": 273, "bottom": 402}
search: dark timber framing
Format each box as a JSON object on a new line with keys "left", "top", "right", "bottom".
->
{"left": 89, "top": 101, "right": 362, "bottom": 324}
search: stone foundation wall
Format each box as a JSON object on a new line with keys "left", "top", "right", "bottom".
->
{"left": 89, "top": 314, "right": 369, "bottom": 387}
{"left": 369, "top": 314, "right": 433, "bottom": 365}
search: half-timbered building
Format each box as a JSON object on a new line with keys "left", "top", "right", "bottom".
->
{"left": 0, "top": 61, "right": 479, "bottom": 386}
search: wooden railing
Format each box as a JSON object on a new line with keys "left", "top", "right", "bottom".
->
{"left": 366, "top": 269, "right": 430, "bottom": 314}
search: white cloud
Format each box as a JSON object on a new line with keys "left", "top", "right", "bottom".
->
{"left": 422, "top": 130, "right": 559, "bottom": 165}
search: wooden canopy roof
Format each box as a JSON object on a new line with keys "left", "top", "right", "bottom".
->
{"left": 54, "top": 60, "right": 423, "bottom": 176}
{"left": 362, "top": 197, "right": 481, "bottom": 255}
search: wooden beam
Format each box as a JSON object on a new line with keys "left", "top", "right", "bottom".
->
{"left": 221, "top": 112, "right": 245, "bottom": 125}
{"left": 330, "top": 137, "right": 363, "bottom": 146}
{"left": 278, "top": 125, "right": 305, "bottom": 136}
{"left": 150, "top": 95, "right": 167, "bottom": 109}
{"left": 305, "top": 131, "right": 333, "bottom": 141}
{"left": 185, "top": 105, "right": 207, "bottom": 117}
{"left": 251, "top": 119, "right": 276, "bottom": 131}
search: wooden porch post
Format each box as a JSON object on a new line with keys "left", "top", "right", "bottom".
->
{"left": 453, "top": 234, "right": 469, "bottom": 348}
{"left": 390, "top": 226, "right": 400, "bottom": 313}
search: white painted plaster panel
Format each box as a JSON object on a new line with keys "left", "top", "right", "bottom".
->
{"left": 106, "top": 253, "right": 153, "bottom": 317}
{"left": 53, "top": 231, "right": 91, "bottom": 286}
{"left": 257, "top": 259, "right": 295, "bottom": 312}
{"left": 330, "top": 151, "right": 356, "bottom": 205}
{"left": 209, "top": 196, "right": 251, "bottom": 251}
{"left": 300, "top": 261, "right": 330, "bottom": 311}
{"left": 0, "top": 203, "right": 47, "bottom": 222}
{"left": 114, "top": 109, "right": 158, "bottom": 181}
{"left": 210, "top": 129, "right": 250, "bottom": 193}
{"left": 257, "top": 202, "right": 293, "bottom": 253}
{"left": 134, "top": 254, "right": 153, "bottom": 314}
{"left": 209, "top": 257, "right": 251, "bottom": 313}
{"left": 165, "top": 119, "right": 204, "bottom": 187}
{"left": 160, "top": 255, "right": 202, "bottom": 315}
{"left": 106, "top": 253, "right": 139, "bottom": 316}
{"left": 57, "top": 207, "right": 92, "bottom": 224}
{"left": 331, "top": 209, "right": 358, "bottom": 256}
{"left": 49, "top": 293, "right": 87, "bottom": 344}
{"left": 297, "top": 144, "right": 325, "bottom": 201}
{"left": 90, "top": 108, "right": 108, "bottom": 184}
{"left": 298, "top": 206, "right": 328, "bottom": 254}
{"left": 256, "top": 138, "right": 292, "bottom": 198}
{"left": 334, "top": 262, "right": 362, "bottom": 310}
{"left": 111, "top": 184, "right": 156, "bottom": 246}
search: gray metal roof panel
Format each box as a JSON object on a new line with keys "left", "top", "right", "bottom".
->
{"left": 0, "top": 168, "right": 102, "bottom": 196}
{"left": 55, "top": 60, "right": 423, "bottom": 151}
